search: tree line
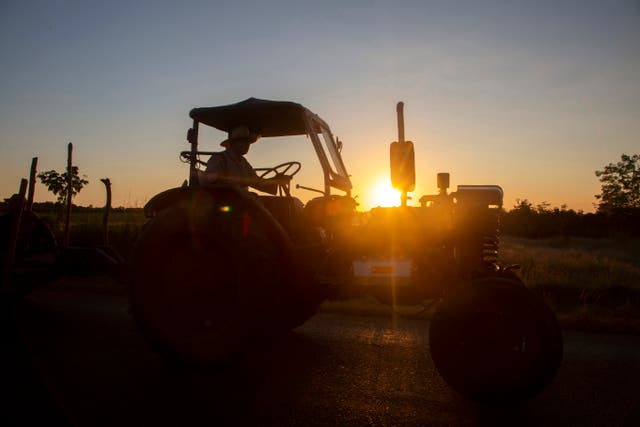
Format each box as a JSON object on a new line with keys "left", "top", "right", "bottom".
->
{"left": 501, "top": 200, "right": 639, "bottom": 238}
{"left": 503, "top": 154, "right": 639, "bottom": 238}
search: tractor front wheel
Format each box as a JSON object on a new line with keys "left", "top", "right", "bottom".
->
{"left": 429, "top": 276, "right": 562, "bottom": 403}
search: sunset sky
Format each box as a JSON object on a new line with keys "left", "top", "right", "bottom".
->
{"left": 1, "top": 0, "right": 638, "bottom": 212}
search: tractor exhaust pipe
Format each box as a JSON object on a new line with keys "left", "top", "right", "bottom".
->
{"left": 397, "top": 102, "right": 405, "bottom": 144}
{"left": 390, "top": 102, "right": 415, "bottom": 207}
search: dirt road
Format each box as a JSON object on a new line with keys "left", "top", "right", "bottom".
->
{"left": 4, "top": 285, "right": 640, "bottom": 426}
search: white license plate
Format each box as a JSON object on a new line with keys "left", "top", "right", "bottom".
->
{"left": 353, "top": 258, "right": 412, "bottom": 278}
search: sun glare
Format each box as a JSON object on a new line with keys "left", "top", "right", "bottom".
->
{"left": 370, "top": 179, "right": 401, "bottom": 208}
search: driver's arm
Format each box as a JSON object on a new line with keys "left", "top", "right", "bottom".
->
{"left": 248, "top": 169, "right": 289, "bottom": 195}
{"left": 238, "top": 157, "right": 291, "bottom": 195}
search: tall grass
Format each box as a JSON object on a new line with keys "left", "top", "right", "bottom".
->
{"left": 500, "top": 236, "right": 640, "bottom": 332}
{"left": 500, "top": 236, "right": 640, "bottom": 293}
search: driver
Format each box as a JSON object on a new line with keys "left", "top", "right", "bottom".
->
{"left": 202, "top": 125, "right": 287, "bottom": 194}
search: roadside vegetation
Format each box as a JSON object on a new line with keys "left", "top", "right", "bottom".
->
{"left": 500, "top": 236, "right": 640, "bottom": 334}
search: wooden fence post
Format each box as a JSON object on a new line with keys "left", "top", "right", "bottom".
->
{"left": 63, "top": 143, "right": 73, "bottom": 248}
{"left": 101, "top": 178, "right": 112, "bottom": 246}
{"left": 26, "top": 157, "right": 38, "bottom": 211}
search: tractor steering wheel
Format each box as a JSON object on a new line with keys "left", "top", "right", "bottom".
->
{"left": 255, "top": 161, "right": 301, "bottom": 196}
{"left": 257, "top": 161, "right": 301, "bottom": 180}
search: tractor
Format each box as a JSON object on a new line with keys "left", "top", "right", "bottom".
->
{"left": 129, "top": 98, "right": 562, "bottom": 403}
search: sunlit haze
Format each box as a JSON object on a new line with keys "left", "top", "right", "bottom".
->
{"left": 1, "top": 1, "right": 638, "bottom": 212}
{"left": 368, "top": 179, "right": 402, "bottom": 208}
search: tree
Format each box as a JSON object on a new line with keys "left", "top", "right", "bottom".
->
{"left": 37, "top": 166, "right": 89, "bottom": 204}
{"left": 512, "top": 198, "right": 533, "bottom": 212}
{"left": 595, "top": 154, "right": 640, "bottom": 212}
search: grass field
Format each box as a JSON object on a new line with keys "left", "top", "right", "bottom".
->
{"left": 500, "top": 236, "right": 640, "bottom": 333}
{"left": 500, "top": 236, "right": 640, "bottom": 293}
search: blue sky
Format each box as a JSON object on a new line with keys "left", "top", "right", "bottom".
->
{"left": 1, "top": 0, "right": 638, "bottom": 211}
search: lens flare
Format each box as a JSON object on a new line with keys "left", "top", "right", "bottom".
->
{"left": 370, "top": 179, "right": 401, "bottom": 208}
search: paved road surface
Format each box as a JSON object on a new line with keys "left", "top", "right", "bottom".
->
{"left": 3, "top": 286, "right": 640, "bottom": 426}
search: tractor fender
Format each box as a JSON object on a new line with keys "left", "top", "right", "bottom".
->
{"left": 143, "top": 185, "right": 294, "bottom": 261}
{"left": 143, "top": 185, "right": 231, "bottom": 217}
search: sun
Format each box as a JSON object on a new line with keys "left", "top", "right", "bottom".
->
{"left": 369, "top": 179, "right": 401, "bottom": 208}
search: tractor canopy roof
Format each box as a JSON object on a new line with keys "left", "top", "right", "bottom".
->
{"left": 188, "top": 97, "right": 351, "bottom": 195}
{"left": 190, "top": 97, "right": 315, "bottom": 137}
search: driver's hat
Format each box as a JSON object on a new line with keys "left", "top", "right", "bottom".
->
{"left": 221, "top": 125, "right": 261, "bottom": 147}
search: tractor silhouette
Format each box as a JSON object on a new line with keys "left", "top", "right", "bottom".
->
{"left": 129, "top": 98, "right": 562, "bottom": 403}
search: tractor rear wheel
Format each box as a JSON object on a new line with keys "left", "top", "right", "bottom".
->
{"left": 129, "top": 189, "right": 292, "bottom": 364}
{"left": 429, "top": 276, "right": 562, "bottom": 403}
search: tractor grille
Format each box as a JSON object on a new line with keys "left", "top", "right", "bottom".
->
{"left": 453, "top": 186, "right": 503, "bottom": 275}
